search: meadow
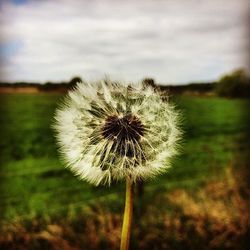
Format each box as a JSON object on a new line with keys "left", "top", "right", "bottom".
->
{"left": 0, "top": 93, "right": 249, "bottom": 249}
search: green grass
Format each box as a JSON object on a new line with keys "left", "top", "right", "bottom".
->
{"left": 0, "top": 93, "right": 249, "bottom": 223}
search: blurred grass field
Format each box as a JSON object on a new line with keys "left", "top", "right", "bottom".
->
{"left": 0, "top": 93, "right": 249, "bottom": 249}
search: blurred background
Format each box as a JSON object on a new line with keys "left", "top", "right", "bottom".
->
{"left": 0, "top": 0, "right": 249, "bottom": 249}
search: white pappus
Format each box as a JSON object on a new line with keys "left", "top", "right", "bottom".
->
{"left": 53, "top": 80, "right": 181, "bottom": 186}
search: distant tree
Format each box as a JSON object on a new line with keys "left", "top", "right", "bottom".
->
{"left": 69, "top": 76, "right": 82, "bottom": 88}
{"left": 216, "top": 69, "right": 250, "bottom": 98}
{"left": 142, "top": 78, "right": 156, "bottom": 89}
{"left": 42, "top": 81, "right": 53, "bottom": 90}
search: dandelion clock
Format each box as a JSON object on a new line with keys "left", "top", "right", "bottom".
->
{"left": 53, "top": 79, "right": 181, "bottom": 250}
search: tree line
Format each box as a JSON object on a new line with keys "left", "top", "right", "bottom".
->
{"left": 0, "top": 69, "right": 249, "bottom": 98}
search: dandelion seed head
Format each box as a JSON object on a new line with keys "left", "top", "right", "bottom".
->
{"left": 54, "top": 80, "right": 181, "bottom": 185}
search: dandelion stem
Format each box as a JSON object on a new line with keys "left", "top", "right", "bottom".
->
{"left": 120, "top": 178, "right": 133, "bottom": 250}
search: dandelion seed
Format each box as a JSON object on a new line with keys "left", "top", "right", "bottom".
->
{"left": 54, "top": 79, "right": 181, "bottom": 186}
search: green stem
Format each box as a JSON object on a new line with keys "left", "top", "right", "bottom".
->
{"left": 120, "top": 178, "right": 134, "bottom": 250}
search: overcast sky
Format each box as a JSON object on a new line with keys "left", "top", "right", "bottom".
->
{"left": 0, "top": 0, "right": 248, "bottom": 84}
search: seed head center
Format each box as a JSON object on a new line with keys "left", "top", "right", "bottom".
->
{"left": 102, "top": 114, "right": 144, "bottom": 142}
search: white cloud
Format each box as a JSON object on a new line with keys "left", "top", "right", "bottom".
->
{"left": 0, "top": 0, "right": 248, "bottom": 83}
